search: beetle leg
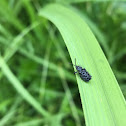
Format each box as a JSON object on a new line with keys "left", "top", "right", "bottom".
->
{"left": 74, "top": 72, "right": 77, "bottom": 74}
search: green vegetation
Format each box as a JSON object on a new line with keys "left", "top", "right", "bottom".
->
{"left": 0, "top": 1, "right": 126, "bottom": 126}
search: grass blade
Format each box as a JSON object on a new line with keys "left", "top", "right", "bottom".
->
{"left": 0, "top": 56, "right": 50, "bottom": 117}
{"left": 0, "top": 110, "right": 16, "bottom": 126}
{"left": 39, "top": 41, "right": 52, "bottom": 99}
{"left": 4, "top": 22, "right": 40, "bottom": 61}
{"left": 58, "top": 67, "right": 81, "bottom": 126}
{"left": 39, "top": 4, "right": 126, "bottom": 126}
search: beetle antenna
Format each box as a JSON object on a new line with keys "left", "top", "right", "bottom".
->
{"left": 75, "top": 58, "right": 76, "bottom": 66}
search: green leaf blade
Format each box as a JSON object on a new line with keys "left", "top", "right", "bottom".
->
{"left": 39, "top": 4, "right": 126, "bottom": 126}
{"left": 0, "top": 56, "right": 50, "bottom": 117}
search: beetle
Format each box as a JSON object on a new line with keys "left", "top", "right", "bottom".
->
{"left": 73, "top": 59, "right": 92, "bottom": 82}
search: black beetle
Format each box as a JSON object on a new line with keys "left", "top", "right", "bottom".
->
{"left": 73, "top": 59, "right": 92, "bottom": 82}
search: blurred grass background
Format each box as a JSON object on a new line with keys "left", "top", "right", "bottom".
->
{"left": 0, "top": 0, "right": 126, "bottom": 126}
